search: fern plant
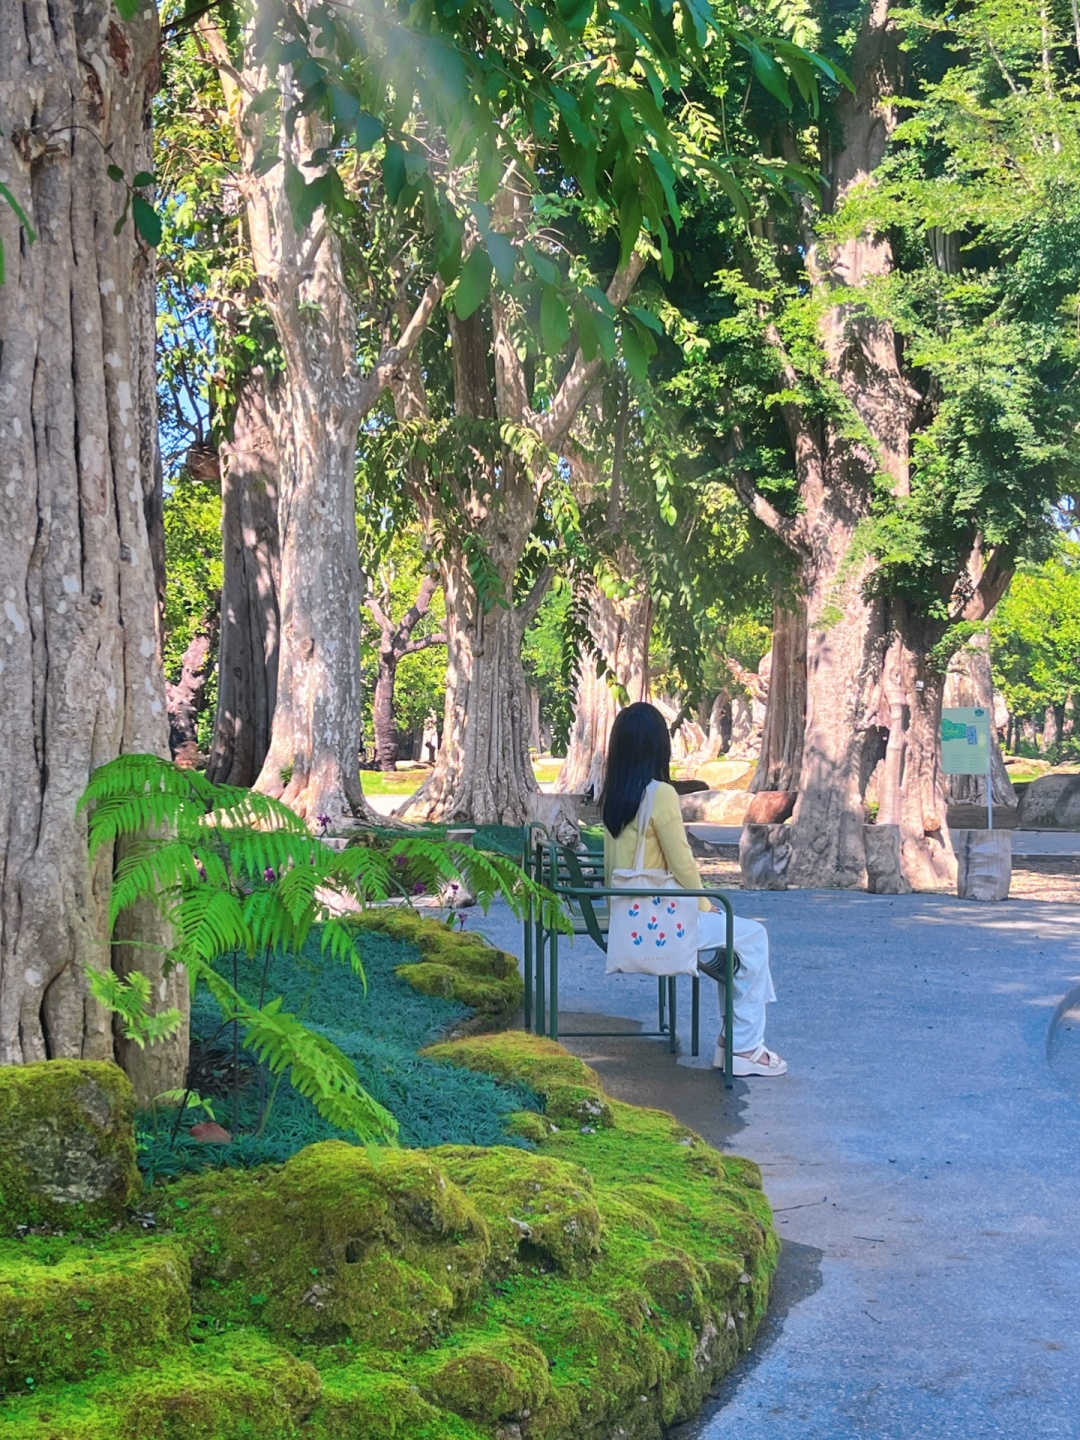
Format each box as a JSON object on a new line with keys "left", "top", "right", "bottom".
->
{"left": 81, "top": 754, "right": 564, "bottom": 1147}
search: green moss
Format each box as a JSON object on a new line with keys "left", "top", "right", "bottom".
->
{"left": 306, "top": 1367, "right": 486, "bottom": 1440}
{"left": 168, "top": 1142, "right": 490, "bottom": 1346}
{"left": 0, "top": 1034, "right": 777, "bottom": 1440}
{"left": 356, "top": 911, "right": 523, "bottom": 1021}
{"left": 0, "top": 1333, "right": 320, "bottom": 1439}
{"left": 0, "top": 1062, "right": 139, "bottom": 1232}
{"left": 0, "top": 1237, "right": 189, "bottom": 1392}
{"left": 429, "top": 1147, "right": 602, "bottom": 1276}
{"left": 417, "top": 1334, "right": 552, "bottom": 1422}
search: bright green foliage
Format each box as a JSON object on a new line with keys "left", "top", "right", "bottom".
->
{"left": 0, "top": 1062, "right": 139, "bottom": 1232}
{"left": 991, "top": 548, "right": 1080, "bottom": 744}
{"left": 79, "top": 755, "right": 560, "bottom": 1146}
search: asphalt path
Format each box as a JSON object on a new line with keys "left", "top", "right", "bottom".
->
{"left": 469, "top": 890, "right": 1080, "bottom": 1440}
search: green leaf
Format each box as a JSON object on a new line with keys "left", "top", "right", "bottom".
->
{"left": 749, "top": 44, "right": 792, "bottom": 109}
{"left": 382, "top": 142, "right": 407, "bottom": 205}
{"left": 556, "top": 0, "right": 592, "bottom": 37}
{"left": 486, "top": 229, "right": 515, "bottom": 286}
{"left": 0, "top": 181, "right": 35, "bottom": 245}
{"left": 525, "top": 243, "right": 560, "bottom": 286}
{"left": 131, "top": 171, "right": 154, "bottom": 188}
{"left": 356, "top": 111, "right": 382, "bottom": 151}
{"left": 540, "top": 285, "right": 572, "bottom": 354}
{"left": 628, "top": 304, "right": 663, "bottom": 334}
{"left": 112, "top": 0, "right": 139, "bottom": 20}
{"left": 132, "top": 195, "right": 162, "bottom": 247}
{"left": 107, "top": 163, "right": 125, "bottom": 183}
{"left": 622, "top": 321, "right": 654, "bottom": 380}
{"left": 453, "top": 247, "right": 492, "bottom": 320}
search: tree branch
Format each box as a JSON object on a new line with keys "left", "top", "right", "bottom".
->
{"left": 363, "top": 592, "right": 391, "bottom": 633}
{"left": 356, "top": 268, "right": 449, "bottom": 418}
{"left": 538, "top": 252, "right": 646, "bottom": 449}
{"left": 397, "top": 572, "right": 440, "bottom": 641}
{"left": 516, "top": 566, "right": 556, "bottom": 631}
{"left": 402, "top": 632, "right": 447, "bottom": 655}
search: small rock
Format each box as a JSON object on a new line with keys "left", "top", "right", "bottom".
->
{"left": 189, "top": 1122, "right": 232, "bottom": 1144}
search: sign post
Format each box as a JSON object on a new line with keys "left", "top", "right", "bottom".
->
{"left": 940, "top": 707, "right": 993, "bottom": 829}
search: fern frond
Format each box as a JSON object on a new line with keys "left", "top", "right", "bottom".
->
{"left": 110, "top": 839, "right": 230, "bottom": 927}
{"left": 171, "top": 887, "right": 251, "bottom": 963}
{"left": 319, "top": 915, "right": 366, "bottom": 982}
{"left": 85, "top": 967, "right": 185, "bottom": 1049}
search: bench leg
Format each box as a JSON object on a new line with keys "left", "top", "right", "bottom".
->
{"left": 658, "top": 976, "right": 666, "bottom": 1032}
{"left": 535, "top": 921, "right": 546, "bottom": 1037}
{"left": 668, "top": 976, "right": 677, "bottom": 1054}
{"left": 691, "top": 974, "right": 699, "bottom": 1058}
{"left": 549, "top": 927, "right": 559, "bottom": 1042}
{"left": 523, "top": 908, "right": 533, "bottom": 1032}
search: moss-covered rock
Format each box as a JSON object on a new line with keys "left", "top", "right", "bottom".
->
{"left": 169, "top": 1141, "right": 491, "bottom": 1346}
{"left": 0, "top": 1237, "right": 189, "bottom": 1392}
{"left": 0, "top": 1333, "right": 320, "bottom": 1439}
{"left": 0, "top": 1034, "right": 777, "bottom": 1440}
{"left": 0, "top": 1061, "right": 139, "bottom": 1232}
{"left": 356, "top": 910, "right": 522, "bottom": 1022}
{"left": 430, "top": 1147, "right": 602, "bottom": 1276}
{"left": 418, "top": 1333, "right": 553, "bottom": 1423}
{"left": 306, "top": 1368, "right": 486, "bottom": 1440}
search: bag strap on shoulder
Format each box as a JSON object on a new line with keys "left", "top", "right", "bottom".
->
{"left": 632, "top": 781, "right": 659, "bottom": 870}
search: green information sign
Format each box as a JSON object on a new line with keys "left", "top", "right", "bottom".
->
{"left": 941, "top": 705, "right": 994, "bottom": 829}
{"left": 940, "top": 706, "right": 991, "bottom": 775}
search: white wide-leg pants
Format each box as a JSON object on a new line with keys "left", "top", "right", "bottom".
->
{"left": 696, "top": 910, "right": 776, "bottom": 1053}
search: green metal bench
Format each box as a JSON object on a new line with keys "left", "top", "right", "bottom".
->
{"left": 521, "top": 824, "right": 737, "bottom": 1086}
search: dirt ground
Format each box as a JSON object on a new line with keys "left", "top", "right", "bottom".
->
{"left": 696, "top": 846, "right": 1080, "bottom": 904}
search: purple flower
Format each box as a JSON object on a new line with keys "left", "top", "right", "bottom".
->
{"left": 449, "top": 882, "right": 459, "bottom": 894}
{"left": 456, "top": 911, "right": 467, "bottom": 930}
{"left": 263, "top": 866, "right": 276, "bottom": 883}
{"left": 412, "top": 881, "right": 426, "bottom": 896}
{"left": 315, "top": 814, "right": 332, "bottom": 836}
{"left": 193, "top": 855, "right": 207, "bottom": 881}
{"left": 393, "top": 854, "right": 408, "bottom": 867}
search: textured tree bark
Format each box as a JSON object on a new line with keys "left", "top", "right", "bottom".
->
{"left": 166, "top": 625, "right": 219, "bottom": 762}
{"left": 750, "top": 600, "right": 807, "bottom": 794}
{"left": 556, "top": 576, "right": 650, "bottom": 799}
{"left": 207, "top": 373, "right": 281, "bottom": 787}
{"left": 0, "top": 0, "right": 187, "bottom": 1092}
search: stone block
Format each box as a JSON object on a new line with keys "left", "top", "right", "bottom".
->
{"left": 955, "top": 829, "right": 1012, "bottom": 901}
{"left": 692, "top": 760, "right": 755, "bottom": 790}
{"left": 0, "top": 1061, "right": 139, "bottom": 1230}
{"left": 863, "top": 823, "right": 910, "bottom": 895}
{"left": 680, "top": 790, "right": 752, "bottom": 825}
{"left": 1016, "top": 774, "right": 1080, "bottom": 829}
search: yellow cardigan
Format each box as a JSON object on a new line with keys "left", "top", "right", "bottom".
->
{"left": 602, "top": 781, "right": 711, "bottom": 912}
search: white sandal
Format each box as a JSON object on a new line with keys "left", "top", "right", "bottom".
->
{"left": 713, "top": 1039, "right": 788, "bottom": 1077}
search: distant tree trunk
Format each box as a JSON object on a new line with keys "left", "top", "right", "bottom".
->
{"left": 0, "top": 0, "right": 187, "bottom": 1095}
{"left": 751, "top": 599, "right": 807, "bottom": 793}
{"left": 202, "top": 19, "right": 444, "bottom": 823}
{"left": 556, "top": 576, "right": 650, "bottom": 798}
{"left": 167, "top": 622, "right": 220, "bottom": 763}
{"left": 208, "top": 373, "right": 281, "bottom": 787}
{"left": 399, "top": 237, "right": 644, "bottom": 823}
{"left": 365, "top": 574, "right": 444, "bottom": 772}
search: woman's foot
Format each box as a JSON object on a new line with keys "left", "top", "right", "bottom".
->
{"left": 713, "top": 1038, "right": 788, "bottom": 1076}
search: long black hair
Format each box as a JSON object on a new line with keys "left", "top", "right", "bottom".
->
{"left": 599, "top": 702, "right": 672, "bottom": 837}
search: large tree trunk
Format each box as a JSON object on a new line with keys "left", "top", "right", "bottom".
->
{"left": 556, "top": 575, "right": 651, "bottom": 798}
{"left": 366, "top": 573, "right": 443, "bottom": 773}
{"left": 0, "top": 0, "right": 187, "bottom": 1094}
{"left": 751, "top": 599, "right": 807, "bottom": 793}
{"left": 167, "top": 623, "right": 219, "bottom": 763}
{"left": 208, "top": 373, "right": 281, "bottom": 787}
{"left": 202, "top": 20, "right": 445, "bottom": 824}
{"left": 405, "top": 547, "right": 538, "bottom": 823}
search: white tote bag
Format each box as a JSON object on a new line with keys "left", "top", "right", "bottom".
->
{"left": 605, "top": 781, "right": 700, "bottom": 977}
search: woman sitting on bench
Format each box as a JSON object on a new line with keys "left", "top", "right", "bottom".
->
{"left": 600, "top": 702, "right": 786, "bottom": 1078}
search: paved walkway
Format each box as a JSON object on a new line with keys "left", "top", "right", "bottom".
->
{"left": 469, "top": 892, "right": 1080, "bottom": 1440}
{"left": 687, "top": 824, "right": 1080, "bottom": 857}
